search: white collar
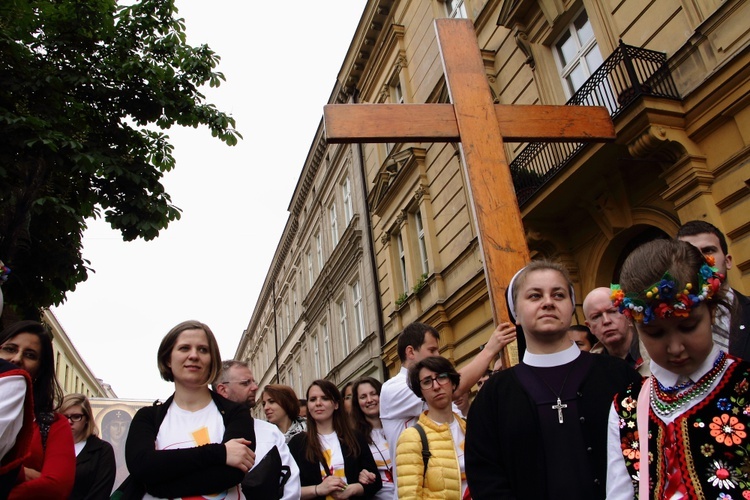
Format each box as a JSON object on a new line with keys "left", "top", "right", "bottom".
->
{"left": 523, "top": 342, "right": 580, "bottom": 367}
{"left": 650, "top": 344, "right": 722, "bottom": 387}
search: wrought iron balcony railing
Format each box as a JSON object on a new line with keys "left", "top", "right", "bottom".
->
{"left": 510, "top": 41, "right": 681, "bottom": 206}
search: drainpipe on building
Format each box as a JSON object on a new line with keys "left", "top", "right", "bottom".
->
{"left": 272, "top": 280, "right": 280, "bottom": 383}
{"left": 352, "top": 88, "right": 389, "bottom": 381}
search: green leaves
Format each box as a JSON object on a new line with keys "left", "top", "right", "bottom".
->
{"left": 0, "top": 0, "right": 241, "bottom": 318}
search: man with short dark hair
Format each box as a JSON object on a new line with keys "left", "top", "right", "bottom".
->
{"left": 678, "top": 220, "right": 750, "bottom": 358}
{"left": 379, "top": 321, "right": 515, "bottom": 497}
{"left": 476, "top": 369, "right": 493, "bottom": 390}
{"left": 214, "top": 360, "right": 300, "bottom": 500}
{"left": 567, "top": 325, "right": 596, "bottom": 352}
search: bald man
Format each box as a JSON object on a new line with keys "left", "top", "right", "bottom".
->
{"left": 583, "top": 287, "right": 649, "bottom": 375}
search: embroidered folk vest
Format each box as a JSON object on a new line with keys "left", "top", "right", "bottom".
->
{"left": 614, "top": 358, "right": 750, "bottom": 499}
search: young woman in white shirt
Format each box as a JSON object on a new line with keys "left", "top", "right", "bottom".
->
{"left": 350, "top": 377, "right": 395, "bottom": 500}
{"left": 123, "top": 320, "right": 255, "bottom": 499}
{"left": 289, "top": 379, "right": 381, "bottom": 499}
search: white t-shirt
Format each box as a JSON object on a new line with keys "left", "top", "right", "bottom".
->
{"left": 0, "top": 374, "right": 26, "bottom": 461}
{"left": 74, "top": 439, "right": 86, "bottom": 457}
{"left": 318, "top": 431, "right": 347, "bottom": 484}
{"left": 251, "top": 419, "right": 300, "bottom": 500}
{"left": 144, "top": 401, "right": 243, "bottom": 500}
{"left": 380, "top": 367, "right": 425, "bottom": 498}
{"left": 369, "top": 428, "right": 394, "bottom": 500}
{"left": 448, "top": 417, "right": 467, "bottom": 497}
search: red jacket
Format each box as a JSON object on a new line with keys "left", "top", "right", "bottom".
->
{"left": 10, "top": 412, "right": 75, "bottom": 499}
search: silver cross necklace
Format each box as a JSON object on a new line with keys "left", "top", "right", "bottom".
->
{"left": 529, "top": 366, "right": 574, "bottom": 424}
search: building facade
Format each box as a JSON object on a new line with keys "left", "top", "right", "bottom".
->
{"left": 235, "top": 113, "right": 385, "bottom": 411}
{"left": 331, "top": 0, "right": 750, "bottom": 374}
{"left": 238, "top": 0, "right": 750, "bottom": 386}
{"left": 44, "top": 309, "right": 113, "bottom": 398}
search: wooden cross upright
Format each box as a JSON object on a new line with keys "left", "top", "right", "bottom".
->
{"left": 324, "top": 19, "right": 615, "bottom": 329}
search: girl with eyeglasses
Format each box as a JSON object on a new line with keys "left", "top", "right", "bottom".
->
{"left": 396, "top": 356, "right": 466, "bottom": 500}
{"left": 0, "top": 320, "right": 75, "bottom": 499}
{"left": 60, "top": 393, "right": 115, "bottom": 499}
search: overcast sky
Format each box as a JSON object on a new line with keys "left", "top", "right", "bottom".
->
{"left": 51, "top": 0, "right": 368, "bottom": 400}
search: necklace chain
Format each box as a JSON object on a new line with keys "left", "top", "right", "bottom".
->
{"left": 529, "top": 363, "right": 575, "bottom": 424}
{"left": 650, "top": 351, "right": 728, "bottom": 417}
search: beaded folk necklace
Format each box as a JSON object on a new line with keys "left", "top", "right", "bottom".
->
{"left": 650, "top": 351, "right": 728, "bottom": 417}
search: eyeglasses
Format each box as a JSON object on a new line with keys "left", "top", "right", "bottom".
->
{"left": 64, "top": 413, "right": 85, "bottom": 422}
{"left": 222, "top": 379, "right": 256, "bottom": 387}
{"left": 419, "top": 373, "right": 451, "bottom": 390}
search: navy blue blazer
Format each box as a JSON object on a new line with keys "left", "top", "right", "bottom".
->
{"left": 729, "top": 289, "right": 750, "bottom": 360}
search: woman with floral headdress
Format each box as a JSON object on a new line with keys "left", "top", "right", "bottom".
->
{"left": 606, "top": 239, "right": 750, "bottom": 499}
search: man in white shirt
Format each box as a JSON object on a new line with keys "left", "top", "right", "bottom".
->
{"left": 379, "top": 321, "right": 515, "bottom": 496}
{"left": 214, "top": 360, "right": 300, "bottom": 500}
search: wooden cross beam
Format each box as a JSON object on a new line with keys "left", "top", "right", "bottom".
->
{"left": 324, "top": 18, "right": 615, "bottom": 329}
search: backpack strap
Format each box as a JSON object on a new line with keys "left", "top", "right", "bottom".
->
{"left": 413, "top": 423, "right": 431, "bottom": 479}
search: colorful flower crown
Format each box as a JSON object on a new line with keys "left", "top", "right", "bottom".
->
{"left": 0, "top": 261, "right": 9, "bottom": 285}
{"left": 610, "top": 256, "right": 724, "bottom": 324}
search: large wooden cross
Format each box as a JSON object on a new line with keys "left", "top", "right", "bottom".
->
{"left": 324, "top": 19, "right": 615, "bottom": 330}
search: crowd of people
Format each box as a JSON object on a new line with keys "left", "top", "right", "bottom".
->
{"left": 0, "top": 219, "right": 748, "bottom": 499}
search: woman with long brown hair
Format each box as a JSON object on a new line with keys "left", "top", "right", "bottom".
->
{"left": 260, "top": 384, "right": 307, "bottom": 443}
{"left": 288, "top": 379, "right": 381, "bottom": 499}
{"left": 350, "top": 377, "right": 394, "bottom": 500}
{"left": 0, "top": 320, "right": 75, "bottom": 499}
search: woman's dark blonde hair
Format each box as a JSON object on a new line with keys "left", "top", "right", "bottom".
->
{"left": 511, "top": 260, "right": 574, "bottom": 306}
{"left": 61, "top": 393, "right": 98, "bottom": 439}
{"left": 157, "top": 320, "right": 221, "bottom": 385}
{"left": 304, "top": 379, "right": 361, "bottom": 463}
{"left": 620, "top": 239, "right": 726, "bottom": 313}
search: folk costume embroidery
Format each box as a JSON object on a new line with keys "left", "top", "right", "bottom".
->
{"left": 615, "top": 357, "right": 750, "bottom": 499}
